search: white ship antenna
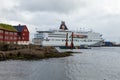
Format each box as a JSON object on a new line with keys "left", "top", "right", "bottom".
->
{"left": 83, "top": 27, "right": 85, "bottom": 31}
{"left": 80, "top": 28, "right": 82, "bottom": 31}
{"left": 119, "top": 37, "right": 120, "bottom": 44}
{"left": 90, "top": 28, "right": 93, "bottom": 32}
{"left": 35, "top": 28, "right": 38, "bottom": 31}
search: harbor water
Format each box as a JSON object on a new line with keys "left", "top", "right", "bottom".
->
{"left": 0, "top": 47, "right": 120, "bottom": 80}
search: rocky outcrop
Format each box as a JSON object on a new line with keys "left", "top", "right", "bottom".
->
{"left": 0, "top": 46, "right": 72, "bottom": 61}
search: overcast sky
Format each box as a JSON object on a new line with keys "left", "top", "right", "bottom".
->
{"left": 0, "top": 0, "right": 120, "bottom": 43}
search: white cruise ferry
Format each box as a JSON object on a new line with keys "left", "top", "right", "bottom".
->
{"left": 33, "top": 21, "right": 104, "bottom": 49}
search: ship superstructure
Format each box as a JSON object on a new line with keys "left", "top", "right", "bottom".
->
{"left": 33, "top": 21, "right": 104, "bottom": 48}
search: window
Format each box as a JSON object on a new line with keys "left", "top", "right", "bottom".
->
{"left": 24, "top": 29, "right": 27, "bottom": 32}
{"left": 0, "top": 30, "right": 3, "bottom": 33}
{"left": 9, "top": 32, "right": 13, "bottom": 35}
{"left": 5, "top": 31, "right": 8, "bottom": 34}
{"left": 14, "top": 33, "right": 17, "bottom": 35}
{"left": 5, "top": 36, "right": 9, "bottom": 39}
{"left": 0, "top": 36, "right": 3, "bottom": 39}
{"left": 14, "top": 37, "right": 17, "bottom": 40}
{"left": 10, "top": 37, "right": 13, "bottom": 40}
{"left": 23, "top": 33, "right": 25, "bottom": 36}
{"left": 19, "top": 37, "right": 21, "bottom": 40}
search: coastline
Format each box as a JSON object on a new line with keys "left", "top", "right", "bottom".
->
{"left": 0, "top": 46, "right": 72, "bottom": 61}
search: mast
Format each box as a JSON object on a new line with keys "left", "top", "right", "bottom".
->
{"left": 65, "top": 33, "right": 68, "bottom": 48}
{"left": 70, "top": 32, "right": 74, "bottom": 49}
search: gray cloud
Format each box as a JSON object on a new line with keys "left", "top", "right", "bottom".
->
{"left": 0, "top": 0, "right": 120, "bottom": 42}
{"left": 18, "top": 0, "right": 86, "bottom": 13}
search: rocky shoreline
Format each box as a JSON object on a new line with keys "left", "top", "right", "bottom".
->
{"left": 0, "top": 46, "right": 72, "bottom": 61}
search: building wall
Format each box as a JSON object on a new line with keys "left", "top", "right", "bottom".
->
{"left": 17, "top": 41, "right": 29, "bottom": 45}
{"left": 0, "top": 29, "right": 17, "bottom": 44}
{"left": 21, "top": 27, "right": 29, "bottom": 41}
{"left": 0, "top": 30, "right": 4, "bottom": 41}
{"left": 17, "top": 26, "right": 29, "bottom": 45}
{"left": 0, "top": 25, "right": 30, "bottom": 45}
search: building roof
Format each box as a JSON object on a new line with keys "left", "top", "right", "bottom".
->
{"left": 0, "top": 23, "right": 17, "bottom": 32}
{"left": 13, "top": 24, "right": 26, "bottom": 32}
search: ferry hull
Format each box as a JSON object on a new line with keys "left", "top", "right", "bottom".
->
{"left": 55, "top": 47, "right": 82, "bottom": 53}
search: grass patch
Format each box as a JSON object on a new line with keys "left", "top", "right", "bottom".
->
{"left": 0, "top": 23, "right": 17, "bottom": 31}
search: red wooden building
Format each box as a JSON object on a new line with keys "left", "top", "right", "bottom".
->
{"left": 13, "top": 24, "right": 29, "bottom": 45}
{"left": 0, "top": 24, "right": 18, "bottom": 44}
{"left": 0, "top": 23, "right": 29, "bottom": 45}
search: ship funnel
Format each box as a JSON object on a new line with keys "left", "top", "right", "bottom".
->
{"left": 59, "top": 21, "right": 68, "bottom": 30}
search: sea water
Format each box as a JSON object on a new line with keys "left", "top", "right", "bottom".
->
{"left": 0, "top": 47, "right": 120, "bottom": 80}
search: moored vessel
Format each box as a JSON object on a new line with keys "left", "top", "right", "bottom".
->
{"left": 33, "top": 21, "right": 104, "bottom": 49}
